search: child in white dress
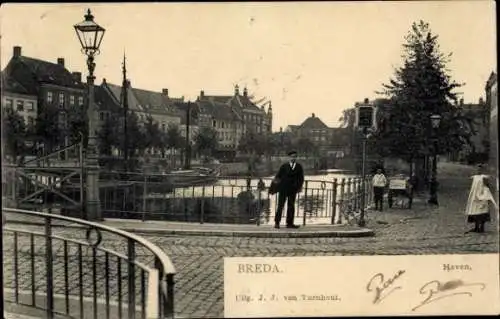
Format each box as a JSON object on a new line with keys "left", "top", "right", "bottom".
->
{"left": 465, "top": 174, "right": 497, "bottom": 233}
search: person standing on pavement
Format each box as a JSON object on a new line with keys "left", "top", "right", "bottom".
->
{"left": 372, "top": 168, "right": 387, "bottom": 211}
{"left": 273, "top": 151, "right": 304, "bottom": 229}
{"left": 465, "top": 174, "right": 497, "bottom": 233}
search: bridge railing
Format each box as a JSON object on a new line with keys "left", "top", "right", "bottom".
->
{"left": 91, "top": 173, "right": 373, "bottom": 226}
{"left": 2, "top": 207, "right": 176, "bottom": 319}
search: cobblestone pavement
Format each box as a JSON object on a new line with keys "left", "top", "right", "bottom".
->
{"left": 138, "top": 173, "right": 498, "bottom": 318}
{"left": 3, "top": 165, "right": 499, "bottom": 318}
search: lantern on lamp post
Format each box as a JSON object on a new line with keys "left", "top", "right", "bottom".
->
{"left": 428, "top": 114, "right": 441, "bottom": 206}
{"left": 74, "top": 9, "right": 106, "bottom": 221}
{"left": 354, "top": 98, "right": 377, "bottom": 227}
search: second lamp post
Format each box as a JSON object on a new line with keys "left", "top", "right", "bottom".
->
{"left": 74, "top": 9, "right": 106, "bottom": 221}
{"left": 428, "top": 114, "right": 441, "bottom": 206}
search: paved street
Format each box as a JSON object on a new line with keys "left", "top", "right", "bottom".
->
{"left": 3, "top": 164, "right": 499, "bottom": 318}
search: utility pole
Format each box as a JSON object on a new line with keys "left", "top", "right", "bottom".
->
{"left": 121, "top": 53, "right": 129, "bottom": 170}
{"left": 184, "top": 101, "right": 191, "bottom": 169}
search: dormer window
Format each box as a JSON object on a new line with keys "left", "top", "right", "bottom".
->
{"left": 70, "top": 95, "right": 75, "bottom": 105}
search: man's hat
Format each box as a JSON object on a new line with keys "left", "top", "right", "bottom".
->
{"left": 287, "top": 150, "right": 297, "bottom": 156}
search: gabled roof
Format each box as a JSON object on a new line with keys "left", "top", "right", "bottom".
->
{"left": 132, "top": 87, "right": 177, "bottom": 116}
{"left": 4, "top": 56, "right": 83, "bottom": 95}
{"left": 102, "top": 81, "right": 144, "bottom": 113}
{"left": 95, "top": 84, "right": 121, "bottom": 112}
{"left": 195, "top": 98, "right": 240, "bottom": 121}
{"left": 1, "top": 71, "right": 31, "bottom": 95}
{"left": 234, "top": 94, "right": 263, "bottom": 112}
{"left": 300, "top": 114, "right": 329, "bottom": 129}
{"left": 173, "top": 102, "right": 200, "bottom": 125}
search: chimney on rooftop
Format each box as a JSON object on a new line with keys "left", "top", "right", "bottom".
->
{"left": 13, "top": 46, "right": 21, "bottom": 58}
{"left": 234, "top": 84, "right": 240, "bottom": 96}
{"left": 243, "top": 87, "right": 248, "bottom": 97}
{"left": 312, "top": 113, "right": 315, "bottom": 118}
{"left": 57, "top": 58, "right": 65, "bottom": 67}
{"left": 72, "top": 72, "right": 82, "bottom": 83}
{"left": 162, "top": 88, "right": 169, "bottom": 97}
{"left": 364, "top": 98, "right": 369, "bottom": 104}
{"left": 200, "top": 90, "right": 205, "bottom": 99}
{"left": 460, "top": 98, "right": 464, "bottom": 105}
{"left": 479, "top": 97, "right": 484, "bottom": 104}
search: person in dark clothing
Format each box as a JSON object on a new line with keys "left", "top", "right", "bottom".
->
{"left": 274, "top": 151, "right": 304, "bottom": 229}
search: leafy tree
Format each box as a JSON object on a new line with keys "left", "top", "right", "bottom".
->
{"left": 194, "top": 126, "right": 218, "bottom": 157}
{"left": 3, "top": 108, "right": 27, "bottom": 164}
{"left": 125, "top": 111, "right": 146, "bottom": 158}
{"left": 143, "top": 116, "right": 163, "bottom": 151}
{"left": 294, "top": 137, "right": 318, "bottom": 157}
{"left": 97, "top": 114, "right": 120, "bottom": 156}
{"left": 375, "top": 20, "right": 471, "bottom": 170}
{"left": 35, "top": 104, "right": 62, "bottom": 153}
{"left": 164, "top": 124, "right": 183, "bottom": 167}
{"left": 68, "top": 112, "right": 87, "bottom": 146}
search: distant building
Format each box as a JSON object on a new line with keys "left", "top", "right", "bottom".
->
{"left": 454, "top": 98, "right": 489, "bottom": 162}
{"left": 1, "top": 72, "right": 38, "bottom": 129}
{"left": 194, "top": 85, "right": 273, "bottom": 156}
{"left": 286, "top": 113, "right": 348, "bottom": 155}
{"left": 485, "top": 72, "right": 497, "bottom": 192}
{"left": 1, "top": 46, "right": 86, "bottom": 158}
{"left": 295, "top": 113, "right": 330, "bottom": 145}
{"left": 195, "top": 90, "right": 243, "bottom": 155}
{"left": 173, "top": 101, "right": 200, "bottom": 143}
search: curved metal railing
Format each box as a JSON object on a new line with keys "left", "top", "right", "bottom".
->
{"left": 2, "top": 207, "right": 175, "bottom": 319}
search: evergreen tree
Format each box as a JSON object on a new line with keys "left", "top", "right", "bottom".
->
{"left": 375, "top": 20, "right": 473, "bottom": 165}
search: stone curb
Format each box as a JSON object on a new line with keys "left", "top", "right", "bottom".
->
{"left": 102, "top": 226, "right": 376, "bottom": 238}
{"left": 5, "top": 220, "right": 375, "bottom": 238}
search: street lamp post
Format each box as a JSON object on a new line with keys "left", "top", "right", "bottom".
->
{"left": 74, "top": 9, "right": 106, "bottom": 221}
{"left": 428, "top": 114, "right": 441, "bottom": 206}
{"left": 184, "top": 101, "right": 191, "bottom": 169}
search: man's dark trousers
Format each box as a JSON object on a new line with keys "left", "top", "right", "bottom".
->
{"left": 275, "top": 191, "right": 297, "bottom": 226}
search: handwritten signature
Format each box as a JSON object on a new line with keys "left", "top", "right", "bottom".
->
{"left": 366, "top": 271, "right": 486, "bottom": 311}
{"left": 412, "top": 279, "right": 486, "bottom": 311}
{"left": 366, "top": 270, "right": 406, "bottom": 304}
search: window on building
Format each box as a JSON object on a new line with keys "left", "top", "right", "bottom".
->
{"left": 221, "top": 122, "right": 225, "bottom": 129}
{"left": 213, "top": 120, "right": 216, "bottom": 127}
{"left": 5, "top": 99, "right": 13, "bottom": 109}
{"left": 47, "top": 91, "right": 53, "bottom": 103}
{"left": 59, "top": 92, "right": 65, "bottom": 105}
{"left": 16, "top": 100, "right": 24, "bottom": 112}
{"left": 26, "top": 101, "right": 34, "bottom": 111}
{"left": 99, "top": 112, "right": 104, "bottom": 121}
{"left": 28, "top": 116, "right": 35, "bottom": 127}
{"left": 70, "top": 95, "right": 75, "bottom": 105}
{"left": 78, "top": 96, "right": 84, "bottom": 106}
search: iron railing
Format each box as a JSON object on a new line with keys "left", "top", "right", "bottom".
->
{"left": 93, "top": 173, "right": 373, "bottom": 226}
{"left": 4, "top": 168, "right": 374, "bottom": 226}
{"left": 2, "top": 207, "right": 176, "bottom": 319}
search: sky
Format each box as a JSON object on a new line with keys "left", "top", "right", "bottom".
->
{"left": 0, "top": 1, "right": 496, "bottom": 131}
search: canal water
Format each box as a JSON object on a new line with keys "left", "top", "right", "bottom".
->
{"left": 147, "top": 169, "right": 358, "bottom": 225}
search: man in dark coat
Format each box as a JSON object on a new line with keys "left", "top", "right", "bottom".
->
{"left": 273, "top": 151, "right": 304, "bottom": 229}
